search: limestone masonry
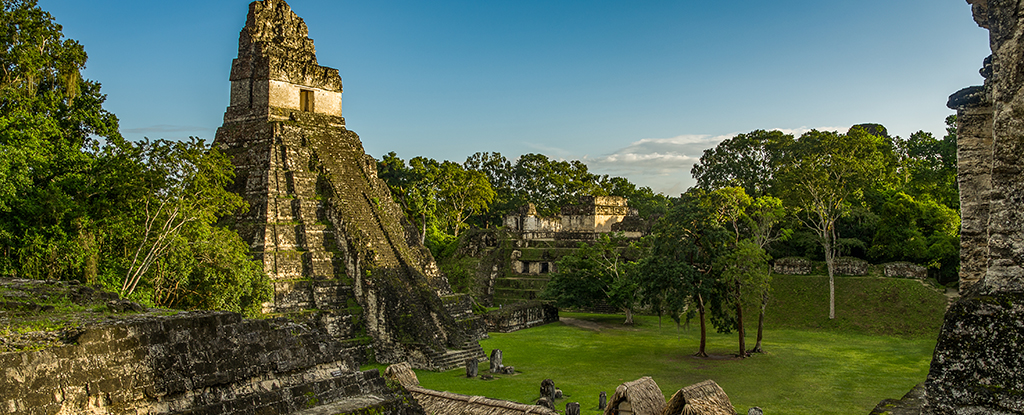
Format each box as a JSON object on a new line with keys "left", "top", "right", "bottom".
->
{"left": 922, "top": 0, "right": 1024, "bottom": 413}
{"left": 1, "top": 307, "right": 422, "bottom": 415}
{"left": 213, "top": 0, "right": 485, "bottom": 371}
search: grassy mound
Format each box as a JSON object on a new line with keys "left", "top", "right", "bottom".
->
{"left": 764, "top": 275, "right": 948, "bottom": 337}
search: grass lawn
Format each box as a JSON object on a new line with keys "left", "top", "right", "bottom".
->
{"left": 365, "top": 275, "right": 945, "bottom": 415}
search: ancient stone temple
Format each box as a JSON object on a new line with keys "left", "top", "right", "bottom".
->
{"left": 923, "top": 0, "right": 1024, "bottom": 413}
{"left": 214, "top": 0, "right": 484, "bottom": 370}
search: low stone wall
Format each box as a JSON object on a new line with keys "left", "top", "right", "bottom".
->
{"left": 882, "top": 262, "right": 928, "bottom": 279}
{"left": 773, "top": 257, "right": 812, "bottom": 275}
{"left": 482, "top": 302, "right": 559, "bottom": 333}
{"left": 834, "top": 257, "right": 869, "bottom": 276}
{"left": 0, "top": 311, "right": 420, "bottom": 415}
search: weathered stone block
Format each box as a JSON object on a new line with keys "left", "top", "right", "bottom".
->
{"left": 833, "top": 257, "right": 868, "bottom": 276}
{"left": 925, "top": 293, "right": 1024, "bottom": 414}
{"left": 773, "top": 257, "right": 811, "bottom": 275}
{"left": 883, "top": 262, "right": 928, "bottom": 279}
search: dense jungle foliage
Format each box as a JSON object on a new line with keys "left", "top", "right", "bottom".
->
{"left": 0, "top": 0, "right": 270, "bottom": 316}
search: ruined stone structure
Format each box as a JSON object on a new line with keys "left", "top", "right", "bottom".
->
{"left": 504, "top": 196, "right": 646, "bottom": 241}
{"left": 484, "top": 196, "right": 648, "bottom": 305}
{"left": 0, "top": 305, "right": 423, "bottom": 415}
{"left": 922, "top": 1, "right": 1024, "bottom": 413}
{"left": 214, "top": 0, "right": 483, "bottom": 370}
{"left": 481, "top": 301, "right": 560, "bottom": 333}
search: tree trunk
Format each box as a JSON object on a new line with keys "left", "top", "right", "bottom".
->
{"left": 623, "top": 308, "right": 634, "bottom": 325}
{"left": 420, "top": 212, "right": 427, "bottom": 245}
{"left": 749, "top": 294, "right": 767, "bottom": 353}
{"left": 825, "top": 241, "right": 836, "bottom": 320}
{"left": 695, "top": 293, "right": 708, "bottom": 357}
{"left": 736, "top": 279, "right": 746, "bottom": 358}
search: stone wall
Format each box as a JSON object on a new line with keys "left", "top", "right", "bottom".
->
{"left": 882, "top": 262, "right": 928, "bottom": 280}
{"left": 922, "top": 1, "right": 1024, "bottom": 413}
{"left": 772, "top": 257, "right": 812, "bottom": 275}
{"left": 482, "top": 301, "right": 560, "bottom": 333}
{"left": 0, "top": 311, "right": 420, "bottom": 415}
{"left": 833, "top": 257, "right": 868, "bottom": 276}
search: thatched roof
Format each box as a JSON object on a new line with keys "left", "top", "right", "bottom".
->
{"left": 384, "top": 363, "right": 557, "bottom": 415}
{"left": 604, "top": 376, "right": 667, "bottom": 415}
{"left": 408, "top": 386, "right": 559, "bottom": 415}
{"left": 662, "top": 380, "right": 736, "bottom": 415}
{"left": 384, "top": 362, "right": 420, "bottom": 388}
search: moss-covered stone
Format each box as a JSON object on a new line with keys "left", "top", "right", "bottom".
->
{"left": 925, "top": 293, "right": 1024, "bottom": 414}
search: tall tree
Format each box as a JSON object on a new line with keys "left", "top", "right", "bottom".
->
{"left": 464, "top": 151, "right": 514, "bottom": 227}
{"left": 0, "top": 0, "right": 121, "bottom": 280}
{"left": 704, "top": 187, "right": 752, "bottom": 356}
{"left": 119, "top": 138, "right": 247, "bottom": 298}
{"left": 435, "top": 161, "right": 494, "bottom": 237}
{"left": 715, "top": 239, "right": 769, "bottom": 357}
{"left": 778, "top": 127, "right": 886, "bottom": 319}
{"left": 0, "top": 2, "right": 270, "bottom": 315}
{"left": 744, "top": 195, "right": 788, "bottom": 353}
{"left": 899, "top": 117, "right": 959, "bottom": 210}
{"left": 645, "top": 189, "right": 729, "bottom": 356}
{"left": 691, "top": 130, "right": 794, "bottom": 197}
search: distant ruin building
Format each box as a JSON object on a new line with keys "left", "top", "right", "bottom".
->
{"left": 923, "top": 0, "right": 1024, "bottom": 413}
{"left": 478, "top": 196, "right": 647, "bottom": 305}
{"left": 214, "top": 0, "right": 483, "bottom": 370}
{"left": 503, "top": 196, "right": 647, "bottom": 241}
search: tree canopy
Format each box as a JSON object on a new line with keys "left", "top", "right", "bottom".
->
{"left": 0, "top": 0, "right": 269, "bottom": 316}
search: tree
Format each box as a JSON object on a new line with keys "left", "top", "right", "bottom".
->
{"left": 691, "top": 130, "right": 794, "bottom": 197}
{"left": 868, "top": 191, "right": 960, "bottom": 283}
{"left": 703, "top": 187, "right": 752, "bottom": 356}
{"left": 435, "top": 161, "right": 494, "bottom": 237}
{"left": 464, "top": 151, "right": 514, "bottom": 227}
{"left": 1, "top": 0, "right": 122, "bottom": 280}
{"left": 744, "top": 195, "right": 788, "bottom": 353}
{"left": 0, "top": 2, "right": 270, "bottom": 315}
{"left": 778, "top": 127, "right": 886, "bottom": 319}
{"left": 644, "top": 189, "right": 730, "bottom": 356}
{"left": 118, "top": 138, "right": 248, "bottom": 298}
{"left": 899, "top": 117, "right": 958, "bottom": 210}
{"left": 542, "top": 234, "right": 639, "bottom": 324}
{"left": 716, "top": 239, "right": 770, "bottom": 357}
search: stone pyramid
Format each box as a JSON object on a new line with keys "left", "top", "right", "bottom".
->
{"left": 214, "top": 0, "right": 484, "bottom": 370}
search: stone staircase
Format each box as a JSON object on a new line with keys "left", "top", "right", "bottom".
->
{"left": 421, "top": 338, "right": 487, "bottom": 372}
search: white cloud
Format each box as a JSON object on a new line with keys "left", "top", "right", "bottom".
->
{"left": 585, "top": 127, "right": 849, "bottom": 195}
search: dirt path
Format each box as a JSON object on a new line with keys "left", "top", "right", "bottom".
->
{"left": 559, "top": 317, "right": 639, "bottom": 332}
{"left": 559, "top": 317, "right": 604, "bottom": 332}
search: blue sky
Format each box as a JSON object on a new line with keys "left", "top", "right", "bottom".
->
{"left": 40, "top": 0, "right": 989, "bottom": 195}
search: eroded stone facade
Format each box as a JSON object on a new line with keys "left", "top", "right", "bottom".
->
{"left": 0, "top": 310, "right": 423, "bottom": 415}
{"left": 923, "top": 1, "right": 1024, "bottom": 413}
{"left": 215, "top": 0, "right": 483, "bottom": 370}
{"left": 503, "top": 196, "right": 646, "bottom": 241}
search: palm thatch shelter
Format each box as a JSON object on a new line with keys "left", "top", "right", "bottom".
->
{"left": 604, "top": 376, "right": 667, "bottom": 415}
{"left": 384, "top": 363, "right": 558, "bottom": 415}
{"left": 662, "top": 380, "right": 736, "bottom": 415}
